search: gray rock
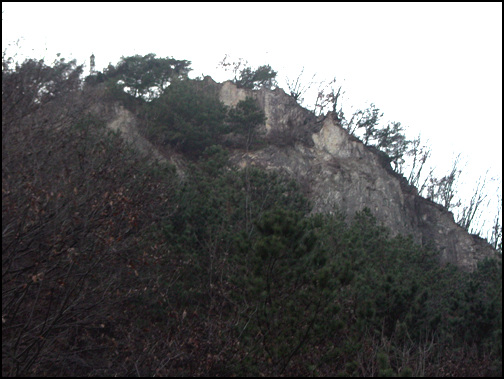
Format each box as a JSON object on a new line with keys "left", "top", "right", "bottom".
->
{"left": 219, "top": 81, "right": 499, "bottom": 272}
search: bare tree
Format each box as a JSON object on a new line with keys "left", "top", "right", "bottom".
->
{"left": 2, "top": 54, "right": 180, "bottom": 376}
{"left": 218, "top": 54, "right": 249, "bottom": 82}
{"left": 488, "top": 187, "right": 502, "bottom": 251}
{"left": 425, "top": 154, "right": 462, "bottom": 210}
{"left": 284, "top": 66, "right": 317, "bottom": 105}
{"left": 312, "top": 77, "right": 343, "bottom": 118}
{"left": 405, "top": 134, "right": 432, "bottom": 191}
{"left": 457, "top": 171, "right": 490, "bottom": 233}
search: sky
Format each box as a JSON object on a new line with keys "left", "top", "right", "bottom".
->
{"left": 2, "top": 2, "right": 502, "bottom": 239}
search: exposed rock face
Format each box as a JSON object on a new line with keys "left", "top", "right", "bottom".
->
{"left": 217, "top": 80, "right": 499, "bottom": 272}
{"left": 107, "top": 104, "right": 166, "bottom": 162}
{"left": 104, "top": 103, "right": 188, "bottom": 177}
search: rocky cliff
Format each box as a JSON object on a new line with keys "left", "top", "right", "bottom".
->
{"left": 103, "top": 78, "right": 498, "bottom": 272}
{"left": 215, "top": 79, "right": 499, "bottom": 272}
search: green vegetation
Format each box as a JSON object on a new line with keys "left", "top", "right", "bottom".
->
{"left": 95, "top": 54, "right": 270, "bottom": 157}
{"left": 103, "top": 53, "right": 191, "bottom": 100}
{"left": 235, "top": 64, "right": 278, "bottom": 90}
{"left": 219, "top": 55, "right": 278, "bottom": 90}
{"left": 2, "top": 53, "right": 501, "bottom": 376}
{"left": 143, "top": 78, "right": 229, "bottom": 156}
{"left": 141, "top": 80, "right": 266, "bottom": 156}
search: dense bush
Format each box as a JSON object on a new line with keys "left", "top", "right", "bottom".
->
{"left": 2, "top": 57, "right": 179, "bottom": 375}
{"left": 141, "top": 80, "right": 266, "bottom": 156}
{"left": 225, "top": 96, "right": 266, "bottom": 150}
{"left": 141, "top": 78, "right": 228, "bottom": 156}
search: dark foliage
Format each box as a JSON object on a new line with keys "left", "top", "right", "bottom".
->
{"left": 142, "top": 78, "right": 229, "bottom": 156}
{"left": 235, "top": 64, "right": 277, "bottom": 90}
{"left": 102, "top": 53, "right": 191, "bottom": 100}
{"left": 140, "top": 80, "right": 266, "bottom": 157}
{"left": 226, "top": 96, "right": 266, "bottom": 150}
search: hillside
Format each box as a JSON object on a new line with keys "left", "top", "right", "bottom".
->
{"left": 2, "top": 55, "right": 501, "bottom": 376}
{"left": 102, "top": 76, "right": 498, "bottom": 271}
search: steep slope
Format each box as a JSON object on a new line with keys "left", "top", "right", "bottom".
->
{"left": 217, "top": 79, "right": 498, "bottom": 271}
{"left": 107, "top": 103, "right": 167, "bottom": 162}
{"left": 102, "top": 77, "right": 498, "bottom": 272}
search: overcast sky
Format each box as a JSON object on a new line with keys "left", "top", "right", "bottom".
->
{"left": 2, "top": 2, "right": 502, "bottom": 237}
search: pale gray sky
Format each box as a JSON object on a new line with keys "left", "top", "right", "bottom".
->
{"left": 2, "top": 2, "right": 502, "bottom": 238}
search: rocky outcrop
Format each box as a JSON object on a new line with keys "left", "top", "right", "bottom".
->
{"left": 103, "top": 78, "right": 498, "bottom": 271}
{"left": 217, "top": 80, "right": 499, "bottom": 271}
{"left": 107, "top": 104, "right": 166, "bottom": 162}
{"left": 104, "top": 103, "right": 188, "bottom": 179}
